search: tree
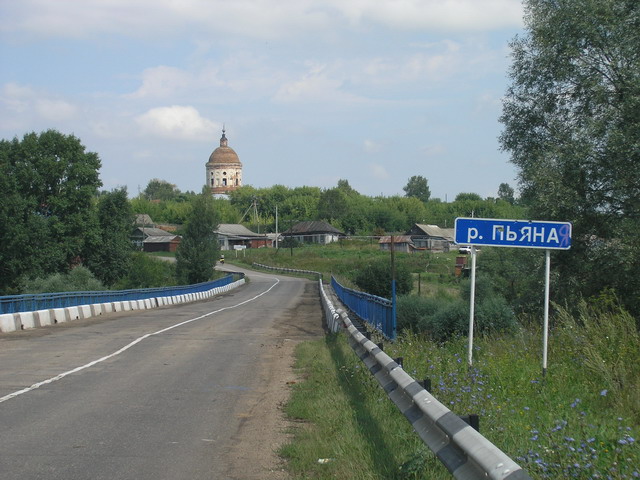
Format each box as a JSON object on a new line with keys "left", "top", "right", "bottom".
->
{"left": 353, "top": 259, "right": 413, "bottom": 298}
{"left": 403, "top": 175, "right": 431, "bottom": 203}
{"left": 175, "top": 192, "right": 220, "bottom": 284}
{"left": 497, "top": 183, "right": 515, "bottom": 205}
{"left": 143, "top": 179, "right": 180, "bottom": 201}
{"left": 85, "top": 187, "right": 133, "bottom": 286}
{"left": 500, "top": 0, "right": 640, "bottom": 315}
{"left": 0, "top": 130, "right": 102, "bottom": 293}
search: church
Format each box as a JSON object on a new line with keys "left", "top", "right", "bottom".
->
{"left": 206, "top": 128, "right": 243, "bottom": 195}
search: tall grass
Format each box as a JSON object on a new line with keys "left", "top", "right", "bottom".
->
{"left": 281, "top": 307, "right": 639, "bottom": 479}
{"left": 244, "top": 242, "right": 639, "bottom": 478}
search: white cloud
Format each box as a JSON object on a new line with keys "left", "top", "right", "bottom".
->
{"left": 128, "top": 66, "right": 194, "bottom": 99}
{"left": 135, "top": 105, "right": 218, "bottom": 141}
{"left": 473, "top": 92, "right": 502, "bottom": 115}
{"left": 1, "top": 82, "right": 78, "bottom": 127}
{"left": 370, "top": 163, "right": 389, "bottom": 179}
{"left": 273, "top": 62, "right": 366, "bottom": 104}
{"left": 329, "top": 0, "right": 522, "bottom": 31}
{"left": 363, "top": 139, "right": 381, "bottom": 153}
{"left": 1, "top": 0, "right": 522, "bottom": 40}
{"left": 421, "top": 144, "right": 447, "bottom": 157}
{"left": 35, "top": 98, "right": 78, "bottom": 121}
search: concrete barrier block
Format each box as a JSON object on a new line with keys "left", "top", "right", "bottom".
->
{"left": 122, "top": 302, "right": 131, "bottom": 311}
{"left": 112, "top": 302, "right": 122, "bottom": 312}
{"left": 78, "top": 305, "right": 93, "bottom": 319}
{"left": 0, "top": 313, "right": 20, "bottom": 332}
{"left": 101, "top": 303, "right": 113, "bottom": 313}
{"left": 52, "top": 308, "right": 68, "bottom": 324}
{"left": 37, "top": 309, "right": 54, "bottom": 327}
{"left": 17, "top": 311, "right": 39, "bottom": 330}
{"left": 66, "top": 306, "right": 80, "bottom": 321}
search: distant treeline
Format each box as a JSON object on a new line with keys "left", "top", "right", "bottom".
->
{"left": 132, "top": 178, "right": 524, "bottom": 235}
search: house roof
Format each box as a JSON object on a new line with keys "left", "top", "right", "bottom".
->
{"left": 283, "top": 221, "right": 345, "bottom": 236}
{"left": 215, "top": 224, "right": 264, "bottom": 238}
{"left": 134, "top": 214, "right": 154, "bottom": 226}
{"left": 143, "top": 235, "right": 180, "bottom": 243}
{"left": 378, "top": 236, "right": 414, "bottom": 244}
{"left": 411, "top": 224, "right": 455, "bottom": 241}
{"left": 135, "top": 227, "right": 175, "bottom": 237}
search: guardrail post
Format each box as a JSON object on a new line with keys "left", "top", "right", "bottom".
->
{"left": 377, "top": 342, "right": 384, "bottom": 351}
{"left": 394, "top": 357, "right": 403, "bottom": 369}
{"left": 459, "top": 414, "right": 480, "bottom": 432}
{"left": 420, "top": 378, "right": 431, "bottom": 393}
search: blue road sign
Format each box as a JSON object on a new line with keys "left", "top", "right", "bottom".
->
{"left": 455, "top": 218, "right": 572, "bottom": 250}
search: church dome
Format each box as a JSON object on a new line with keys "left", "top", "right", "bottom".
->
{"left": 207, "top": 129, "right": 242, "bottom": 166}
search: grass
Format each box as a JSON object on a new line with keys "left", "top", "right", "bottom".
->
{"left": 281, "top": 334, "right": 447, "bottom": 479}
{"left": 282, "top": 328, "right": 639, "bottom": 479}
{"left": 259, "top": 241, "right": 639, "bottom": 479}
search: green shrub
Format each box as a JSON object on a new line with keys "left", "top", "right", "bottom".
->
{"left": 430, "top": 300, "right": 469, "bottom": 340}
{"left": 476, "top": 295, "right": 517, "bottom": 334}
{"left": 115, "top": 252, "right": 177, "bottom": 289}
{"left": 353, "top": 258, "right": 413, "bottom": 298}
{"left": 24, "top": 266, "right": 106, "bottom": 293}
{"left": 398, "top": 292, "right": 516, "bottom": 340}
{"left": 397, "top": 295, "right": 440, "bottom": 331}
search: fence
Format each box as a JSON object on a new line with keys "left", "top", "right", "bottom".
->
{"left": 331, "top": 275, "right": 396, "bottom": 340}
{"left": 0, "top": 274, "right": 242, "bottom": 315}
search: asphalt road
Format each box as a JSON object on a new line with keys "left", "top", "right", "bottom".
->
{"left": 0, "top": 268, "right": 324, "bottom": 480}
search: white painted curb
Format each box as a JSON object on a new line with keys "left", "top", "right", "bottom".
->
{"left": 1, "top": 278, "right": 246, "bottom": 333}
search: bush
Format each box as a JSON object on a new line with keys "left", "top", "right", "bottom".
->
{"left": 397, "top": 295, "right": 447, "bottom": 331}
{"left": 476, "top": 295, "right": 517, "bottom": 334}
{"left": 115, "top": 252, "right": 177, "bottom": 289}
{"left": 398, "top": 291, "right": 516, "bottom": 340}
{"left": 353, "top": 258, "right": 412, "bottom": 298}
{"left": 24, "top": 266, "right": 106, "bottom": 293}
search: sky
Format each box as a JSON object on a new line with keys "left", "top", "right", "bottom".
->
{"left": 0, "top": 0, "right": 525, "bottom": 201}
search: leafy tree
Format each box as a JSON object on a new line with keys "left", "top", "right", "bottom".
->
{"left": 0, "top": 130, "right": 102, "bottom": 293}
{"left": 403, "top": 175, "right": 431, "bottom": 203}
{"left": 85, "top": 187, "right": 133, "bottom": 286}
{"left": 175, "top": 192, "right": 220, "bottom": 284}
{"left": 454, "top": 192, "right": 482, "bottom": 202}
{"left": 115, "top": 252, "right": 177, "bottom": 289}
{"left": 0, "top": 156, "right": 49, "bottom": 293}
{"left": 497, "top": 183, "right": 515, "bottom": 205}
{"left": 318, "top": 187, "right": 350, "bottom": 224}
{"left": 23, "top": 266, "right": 106, "bottom": 293}
{"left": 500, "top": 0, "right": 640, "bottom": 315}
{"left": 143, "top": 178, "right": 181, "bottom": 201}
{"left": 353, "top": 258, "right": 413, "bottom": 298}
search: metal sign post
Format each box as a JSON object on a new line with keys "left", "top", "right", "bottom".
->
{"left": 454, "top": 218, "right": 571, "bottom": 373}
{"left": 542, "top": 249, "right": 551, "bottom": 377}
{"left": 467, "top": 245, "right": 477, "bottom": 367}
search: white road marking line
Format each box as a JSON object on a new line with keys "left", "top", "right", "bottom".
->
{"left": 0, "top": 277, "right": 280, "bottom": 404}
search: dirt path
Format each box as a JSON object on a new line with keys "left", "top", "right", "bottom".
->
{"left": 225, "top": 280, "right": 326, "bottom": 479}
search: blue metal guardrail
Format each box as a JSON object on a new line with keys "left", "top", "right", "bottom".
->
{"left": 331, "top": 276, "right": 396, "bottom": 340}
{"left": 0, "top": 273, "right": 243, "bottom": 315}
